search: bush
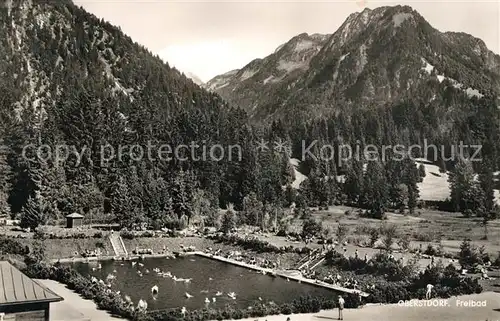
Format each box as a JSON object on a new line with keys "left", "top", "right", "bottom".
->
{"left": 120, "top": 229, "right": 165, "bottom": 239}
{"left": 398, "top": 234, "right": 411, "bottom": 252}
{"left": 0, "top": 237, "right": 30, "bottom": 255}
{"left": 424, "top": 244, "right": 437, "bottom": 256}
{"left": 302, "top": 218, "right": 322, "bottom": 239}
{"left": 380, "top": 224, "right": 397, "bottom": 250}
{"left": 369, "top": 228, "right": 379, "bottom": 247}
{"left": 336, "top": 224, "right": 349, "bottom": 243}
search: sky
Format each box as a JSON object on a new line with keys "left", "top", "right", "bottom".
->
{"left": 74, "top": 0, "right": 500, "bottom": 83}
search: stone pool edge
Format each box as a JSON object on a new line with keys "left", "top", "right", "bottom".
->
{"left": 193, "top": 251, "right": 369, "bottom": 298}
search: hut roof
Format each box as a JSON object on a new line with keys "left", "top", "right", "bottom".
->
{"left": 66, "top": 213, "right": 84, "bottom": 218}
{"left": 0, "top": 261, "right": 63, "bottom": 306}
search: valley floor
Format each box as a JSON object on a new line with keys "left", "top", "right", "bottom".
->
{"left": 225, "top": 292, "right": 500, "bottom": 321}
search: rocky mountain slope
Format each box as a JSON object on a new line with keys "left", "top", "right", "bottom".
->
{"left": 207, "top": 33, "right": 329, "bottom": 118}
{"left": 207, "top": 5, "right": 500, "bottom": 123}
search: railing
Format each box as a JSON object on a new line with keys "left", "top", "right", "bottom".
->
{"left": 119, "top": 235, "right": 128, "bottom": 256}
{"left": 309, "top": 257, "right": 326, "bottom": 270}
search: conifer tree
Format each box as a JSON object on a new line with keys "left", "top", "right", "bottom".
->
{"left": 221, "top": 208, "right": 237, "bottom": 234}
{"left": 110, "top": 176, "right": 134, "bottom": 228}
{"left": 403, "top": 158, "right": 420, "bottom": 214}
{"left": 20, "top": 191, "right": 47, "bottom": 229}
{"left": 449, "top": 157, "right": 485, "bottom": 217}
{"left": 343, "top": 159, "right": 364, "bottom": 206}
{"left": 363, "top": 160, "right": 388, "bottom": 219}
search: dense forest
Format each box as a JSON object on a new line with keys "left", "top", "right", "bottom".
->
{"left": 0, "top": 1, "right": 499, "bottom": 231}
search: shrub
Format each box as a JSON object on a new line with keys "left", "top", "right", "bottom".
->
{"left": 492, "top": 252, "right": 500, "bottom": 267}
{"left": 398, "top": 234, "right": 411, "bottom": 252}
{"left": 369, "top": 228, "right": 379, "bottom": 247}
{"left": 336, "top": 223, "right": 349, "bottom": 243}
{"left": 0, "top": 237, "right": 30, "bottom": 255}
{"left": 424, "top": 244, "right": 437, "bottom": 256}
{"left": 380, "top": 224, "right": 397, "bottom": 250}
{"left": 120, "top": 230, "right": 135, "bottom": 239}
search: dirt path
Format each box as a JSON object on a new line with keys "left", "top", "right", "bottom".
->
{"left": 226, "top": 292, "right": 500, "bottom": 321}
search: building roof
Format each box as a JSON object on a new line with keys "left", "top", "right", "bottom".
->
{"left": 0, "top": 261, "right": 63, "bottom": 306}
{"left": 66, "top": 213, "right": 84, "bottom": 218}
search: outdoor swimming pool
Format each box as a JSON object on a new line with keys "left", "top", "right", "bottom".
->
{"left": 70, "top": 255, "right": 338, "bottom": 311}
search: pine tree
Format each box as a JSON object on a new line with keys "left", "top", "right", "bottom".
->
{"left": 221, "top": 209, "right": 237, "bottom": 234}
{"left": 242, "top": 192, "right": 263, "bottom": 226}
{"left": 362, "top": 160, "right": 388, "bottom": 219}
{"left": 449, "top": 157, "right": 485, "bottom": 217}
{"left": 479, "top": 162, "right": 495, "bottom": 215}
{"left": 110, "top": 176, "right": 134, "bottom": 228}
{"left": 0, "top": 142, "right": 11, "bottom": 217}
{"left": 418, "top": 164, "right": 426, "bottom": 181}
{"left": 385, "top": 157, "right": 404, "bottom": 209}
{"left": 171, "top": 170, "right": 196, "bottom": 222}
{"left": 343, "top": 159, "right": 364, "bottom": 206}
{"left": 403, "top": 158, "right": 420, "bottom": 214}
{"left": 20, "top": 191, "right": 47, "bottom": 229}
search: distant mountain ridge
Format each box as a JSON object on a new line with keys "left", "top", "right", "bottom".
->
{"left": 206, "top": 32, "right": 330, "bottom": 118}
{"left": 207, "top": 5, "right": 500, "bottom": 123}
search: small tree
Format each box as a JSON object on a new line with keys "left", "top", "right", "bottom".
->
{"left": 24, "top": 240, "right": 46, "bottom": 266}
{"left": 278, "top": 217, "right": 291, "bottom": 236}
{"left": 398, "top": 234, "right": 411, "bottom": 252}
{"left": 369, "top": 228, "right": 379, "bottom": 247}
{"left": 321, "top": 226, "right": 333, "bottom": 241}
{"left": 458, "top": 239, "right": 482, "bottom": 269}
{"left": 221, "top": 209, "right": 237, "bottom": 234}
{"left": 381, "top": 224, "right": 397, "bottom": 251}
{"left": 418, "top": 164, "right": 426, "bottom": 180}
{"left": 284, "top": 184, "right": 297, "bottom": 207}
{"left": 336, "top": 223, "right": 349, "bottom": 243}
{"left": 20, "top": 192, "right": 47, "bottom": 230}
{"left": 301, "top": 217, "right": 322, "bottom": 239}
{"left": 179, "top": 214, "right": 189, "bottom": 230}
{"left": 242, "top": 192, "right": 263, "bottom": 226}
{"left": 262, "top": 212, "right": 270, "bottom": 231}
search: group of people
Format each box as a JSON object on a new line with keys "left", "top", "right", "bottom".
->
{"left": 204, "top": 247, "right": 280, "bottom": 270}
{"left": 80, "top": 248, "right": 102, "bottom": 258}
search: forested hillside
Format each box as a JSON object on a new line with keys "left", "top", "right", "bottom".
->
{"left": 0, "top": 0, "right": 294, "bottom": 228}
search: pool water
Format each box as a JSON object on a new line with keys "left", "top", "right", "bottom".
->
{"left": 70, "top": 256, "right": 338, "bottom": 311}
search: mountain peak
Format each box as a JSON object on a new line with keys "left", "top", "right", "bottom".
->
{"left": 208, "top": 5, "right": 500, "bottom": 122}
